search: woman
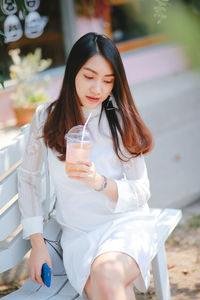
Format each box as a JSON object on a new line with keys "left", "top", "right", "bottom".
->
{"left": 18, "top": 32, "right": 156, "bottom": 300}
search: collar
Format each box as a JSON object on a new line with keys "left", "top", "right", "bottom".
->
{"left": 81, "top": 104, "right": 102, "bottom": 121}
{"left": 81, "top": 94, "right": 118, "bottom": 121}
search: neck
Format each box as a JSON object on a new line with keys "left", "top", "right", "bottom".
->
{"left": 81, "top": 104, "right": 102, "bottom": 120}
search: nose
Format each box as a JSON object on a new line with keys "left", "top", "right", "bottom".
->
{"left": 90, "top": 80, "right": 101, "bottom": 95}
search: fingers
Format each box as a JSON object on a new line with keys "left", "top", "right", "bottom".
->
{"left": 29, "top": 246, "right": 53, "bottom": 287}
{"left": 29, "top": 264, "right": 45, "bottom": 286}
{"left": 68, "top": 171, "right": 90, "bottom": 178}
{"left": 66, "top": 161, "right": 98, "bottom": 189}
{"left": 47, "top": 260, "right": 53, "bottom": 271}
{"left": 67, "top": 163, "right": 92, "bottom": 177}
{"left": 45, "top": 259, "right": 53, "bottom": 277}
{"left": 67, "top": 164, "right": 88, "bottom": 172}
{"left": 77, "top": 161, "right": 92, "bottom": 167}
{"left": 36, "top": 270, "right": 45, "bottom": 286}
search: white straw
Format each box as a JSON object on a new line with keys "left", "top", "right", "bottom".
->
{"left": 81, "top": 112, "right": 92, "bottom": 146}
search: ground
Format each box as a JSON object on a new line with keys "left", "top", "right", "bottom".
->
{"left": 0, "top": 214, "right": 200, "bottom": 299}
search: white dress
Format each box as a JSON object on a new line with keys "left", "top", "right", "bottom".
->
{"left": 18, "top": 101, "right": 157, "bottom": 298}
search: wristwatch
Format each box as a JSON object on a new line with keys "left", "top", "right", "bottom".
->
{"left": 95, "top": 176, "right": 107, "bottom": 191}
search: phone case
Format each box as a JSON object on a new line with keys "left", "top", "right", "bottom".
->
{"left": 41, "top": 263, "right": 51, "bottom": 287}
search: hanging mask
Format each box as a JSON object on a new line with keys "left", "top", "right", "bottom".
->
{"left": 24, "top": 0, "right": 40, "bottom": 12}
{"left": 4, "top": 15, "right": 23, "bottom": 43}
{"left": 1, "top": 0, "right": 17, "bottom": 15}
{"left": 25, "top": 11, "right": 48, "bottom": 39}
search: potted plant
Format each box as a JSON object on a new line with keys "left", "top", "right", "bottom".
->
{"left": 8, "top": 48, "right": 52, "bottom": 126}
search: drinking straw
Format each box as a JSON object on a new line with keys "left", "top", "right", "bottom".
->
{"left": 81, "top": 112, "right": 92, "bottom": 147}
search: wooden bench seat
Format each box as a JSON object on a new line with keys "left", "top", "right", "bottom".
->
{"left": 0, "top": 125, "right": 182, "bottom": 300}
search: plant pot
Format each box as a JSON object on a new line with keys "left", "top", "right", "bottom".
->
{"left": 14, "top": 104, "right": 38, "bottom": 127}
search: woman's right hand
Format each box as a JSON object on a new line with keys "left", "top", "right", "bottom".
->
{"left": 29, "top": 233, "right": 52, "bottom": 286}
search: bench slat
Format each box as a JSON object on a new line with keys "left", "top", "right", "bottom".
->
{"left": 156, "top": 208, "right": 182, "bottom": 241}
{"left": 46, "top": 280, "right": 79, "bottom": 300}
{"left": 0, "top": 231, "right": 31, "bottom": 273}
{"left": 2, "top": 276, "right": 74, "bottom": 300}
{"left": 1, "top": 279, "right": 40, "bottom": 300}
{"left": 0, "top": 135, "right": 27, "bottom": 178}
{"left": 0, "top": 170, "right": 18, "bottom": 210}
{"left": 151, "top": 208, "right": 182, "bottom": 259}
{"left": 0, "top": 168, "right": 48, "bottom": 211}
{"left": 150, "top": 208, "right": 164, "bottom": 217}
{"left": 0, "top": 200, "right": 21, "bottom": 241}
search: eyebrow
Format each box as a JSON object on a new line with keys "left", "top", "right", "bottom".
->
{"left": 83, "top": 67, "right": 115, "bottom": 77}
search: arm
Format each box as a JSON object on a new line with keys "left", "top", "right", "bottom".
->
{"left": 67, "top": 154, "right": 150, "bottom": 213}
{"left": 18, "top": 104, "right": 52, "bottom": 285}
{"left": 18, "top": 105, "right": 45, "bottom": 239}
{"left": 93, "top": 155, "right": 150, "bottom": 212}
{"left": 29, "top": 233, "right": 52, "bottom": 286}
{"left": 112, "top": 154, "right": 150, "bottom": 213}
{"left": 67, "top": 162, "right": 118, "bottom": 201}
{"left": 101, "top": 177, "right": 118, "bottom": 202}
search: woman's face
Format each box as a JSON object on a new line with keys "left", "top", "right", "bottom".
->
{"left": 75, "top": 54, "right": 115, "bottom": 109}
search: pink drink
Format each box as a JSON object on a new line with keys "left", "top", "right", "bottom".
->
{"left": 65, "top": 125, "right": 91, "bottom": 172}
{"left": 66, "top": 143, "right": 91, "bottom": 172}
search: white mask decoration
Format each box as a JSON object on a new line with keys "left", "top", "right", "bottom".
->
{"left": 4, "top": 15, "right": 23, "bottom": 43}
{"left": 25, "top": 11, "right": 48, "bottom": 39}
{"left": 24, "top": 0, "right": 40, "bottom": 12}
{"left": 1, "top": 0, "right": 17, "bottom": 15}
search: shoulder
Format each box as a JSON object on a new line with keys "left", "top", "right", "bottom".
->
{"left": 122, "top": 154, "right": 147, "bottom": 173}
{"left": 35, "top": 101, "right": 51, "bottom": 120}
{"left": 34, "top": 101, "right": 52, "bottom": 134}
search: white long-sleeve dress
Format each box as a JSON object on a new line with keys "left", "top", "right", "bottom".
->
{"left": 18, "top": 101, "right": 157, "bottom": 298}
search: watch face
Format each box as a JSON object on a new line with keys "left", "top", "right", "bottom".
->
{"left": 94, "top": 176, "right": 107, "bottom": 191}
{"left": 103, "top": 177, "right": 107, "bottom": 190}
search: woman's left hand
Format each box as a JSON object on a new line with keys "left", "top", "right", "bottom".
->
{"left": 67, "top": 161, "right": 103, "bottom": 190}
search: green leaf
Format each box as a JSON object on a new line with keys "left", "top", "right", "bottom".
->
{"left": 15, "top": 0, "right": 28, "bottom": 16}
{"left": 0, "top": 70, "right": 5, "bottom": 89}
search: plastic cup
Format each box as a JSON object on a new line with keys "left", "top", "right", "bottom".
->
{"left": 65, "top": 125, "right": 92, "bottom": 173}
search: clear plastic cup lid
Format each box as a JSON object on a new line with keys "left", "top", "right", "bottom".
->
{"left": 65, "top": 125, "right": 91, "bottom": 142}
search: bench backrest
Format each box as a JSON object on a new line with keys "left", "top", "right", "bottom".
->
{"left": 0, "top": 125, "right": 32, "bottom": 273}
{"left": 0, "top": 124, "right": 57, "bottom": 274}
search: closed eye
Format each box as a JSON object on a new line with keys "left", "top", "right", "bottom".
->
{"left": 84, "top": 75, "right": 93, "bottom": 80}
{"left": 104, "top": 80, "right": 113, "bottom": 84}
{"left": 84, "top": 74, "right": 114, "bottom": 84}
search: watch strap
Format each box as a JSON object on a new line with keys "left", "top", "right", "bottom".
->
{"left": 95, "top": 176, "right": 107, "bottom": 191}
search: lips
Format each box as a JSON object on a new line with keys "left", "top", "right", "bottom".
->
{"left": 86, "top": 96, "right": 100, "bottom": 102}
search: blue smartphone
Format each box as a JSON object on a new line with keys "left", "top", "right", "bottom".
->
{"left": 41, "top": 263, "right": 51, "bottom": 287}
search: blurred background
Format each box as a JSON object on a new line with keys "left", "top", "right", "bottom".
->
{"left": 0, "top": 0, "right": 200, "bottom": 208}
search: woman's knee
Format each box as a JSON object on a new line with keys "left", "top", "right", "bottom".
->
{"left": 85, "top": 253, "right": 141, "bottom": 298}
{"left": 91, "top": 253, "right": 140, "bottom": 286}
{"left": 84, "top": 271, "right": 119, "bottom": 300}
{"left": 90, "top": 260, "right": 124, "bottom": 292}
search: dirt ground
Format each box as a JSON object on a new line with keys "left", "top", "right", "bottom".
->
{"left": 0, "top": 214, "right": 200, "bottom": 299}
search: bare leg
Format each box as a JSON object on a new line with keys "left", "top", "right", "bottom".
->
{"left": 126, "top": 282, "right": 136, "bottom": 300}
{"left": 84, "top": 252, "right": 140, "bottom": 300}
{"left": 91, "top": 280, "right": 127, "bottom": 300}
{"left": 86, "top": 282, "right": 136, "bottom": 300}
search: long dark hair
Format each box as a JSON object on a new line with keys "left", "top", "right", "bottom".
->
{"left": 43, "top": 32, "right": 153, "bottom": 161}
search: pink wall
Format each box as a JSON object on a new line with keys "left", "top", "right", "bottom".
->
{"left": 122, "top": 45, "right": 188, "bottom": 85}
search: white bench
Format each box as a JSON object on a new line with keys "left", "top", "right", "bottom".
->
{"left": 0, "top": 125, "right": 182, "bottom": 300}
